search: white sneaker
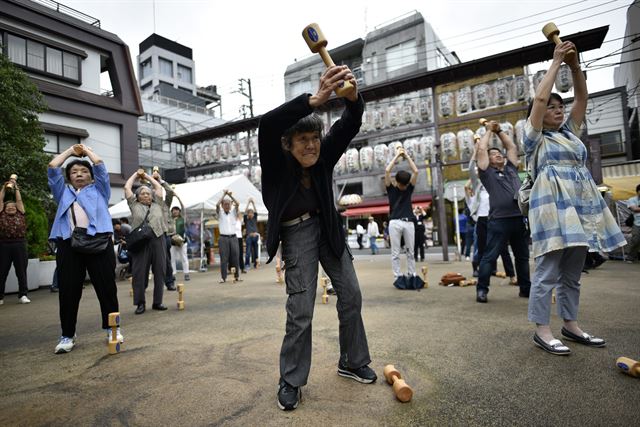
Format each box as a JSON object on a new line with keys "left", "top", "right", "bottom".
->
{"left": 465, "top": 256, "right": 470, "bottom": 261}
{"left": 55, "top": 335, "right": 76, "bottom": 354}
{"left": 106, "top": 327, "right": 124, "bottom": 343}
{"left": 19, "top": 296, "right": 31, "bottom": 304}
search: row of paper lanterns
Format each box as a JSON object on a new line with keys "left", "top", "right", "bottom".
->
{"left": 334, "top": 119, "right": 527, "bottom": 175}
{"left": 184, "top": 135, "right": 259, "bottom": 167}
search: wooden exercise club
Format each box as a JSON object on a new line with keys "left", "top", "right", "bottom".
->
{"left": 177, "top": 283, "right": 185, "bottom": 310}
{"left": 302, "top": 23, "right": 354, "bottom": 98}
{"left": 616, "top": 357, "right": 640, "bottom": 378}
{"left": 542, "top": 22, "right": 576, "bottom": 61}
{"left": 383, "top": 364, "right": 413, "bottom": 402}
{"left": 107, "top": 312, "right": 121, "bottom": 355}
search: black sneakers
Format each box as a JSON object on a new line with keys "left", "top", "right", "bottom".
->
{"left": 277, "top": 379, "right": 300, "bottom": 411}
{"left": 337, "top": 363, "right": 377, "bottom": 384}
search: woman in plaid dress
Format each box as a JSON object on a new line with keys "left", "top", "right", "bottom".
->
{"left": 524, "top": 41, "right": 626, "bottom": 356}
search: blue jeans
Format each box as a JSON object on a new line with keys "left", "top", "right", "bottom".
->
{"left": 464, "top": 226, "right": 474, "bottom": 257}
{"left": 369, "top": 236, "right": 378, "bottom": 254}
{"left": 245, "top": 234, "right": 259, "bottom": 267}
{"left": 477, "top": 217, "right": 530, "bottom": 294}
{"left": 279, "top": 216, "right": 371, "bottom": 387}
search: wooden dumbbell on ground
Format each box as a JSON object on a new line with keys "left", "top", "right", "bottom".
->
{"left": 421, "top": 266, "right": 429, "bottom": 288}
{"left": 320, "top": 277, "right": 329, "bottom": 304}
{"left": 459, "top": 279, "right": 477, "bottom": 287}
{"left": 616, "top": 357, "right": 640, "bottom": 378}
{"left": 552, "top": 289, "right": 556, "bottom": 304}
{"left": 129, "top": 277, "right": 133, "bottom": 297}
{"left": 542, "top": 22, "right": 576, "bottom": 61}
{"left": 231, "top": 267, "right": 237, "bottom": 283}
{"left": 383, "top": 365, "right": 413, "bottom": 403}
{"left": 495, "top": 271, "right": 507, "bottom": 278}
{"left": 107, "top": 312, "right": 121, "bottom": 355}
{"left": 177, "top": 283, "right": 184, "bottom": 310}
{"left": 275, "top": 266, "right": 283, "bottom": 284}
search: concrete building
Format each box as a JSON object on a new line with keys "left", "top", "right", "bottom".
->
{"left": 135, "top": 34, "right": 224, "bottom": 173}
{"left": 1, "top": 0, "right": 143, "bottom": 204}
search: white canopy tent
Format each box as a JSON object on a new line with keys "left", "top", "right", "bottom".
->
{"left": 108, "top": 175, "right": 267, "bottom": 270}
{"left": 108, "top": 174, "right": 267, "bottom": 219}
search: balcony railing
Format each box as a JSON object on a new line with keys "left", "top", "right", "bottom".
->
{"left": 30, "top": 0, "right": 101, "bottom": 28}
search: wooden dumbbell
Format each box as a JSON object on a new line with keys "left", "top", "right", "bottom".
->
{"left": 460, "top": 279, "right": 477, "bottom": 287}
{"left": 302, "top": 23, "right": 354, "bottom": 98}
{"left": 276, "top": 266, "right": 284, "bottom": 284}
{"left": 177, "top": 283, "right": 184, "bottom": 310}
{"left": 616, "top": 357, "right": 640, "bottom": 378}
{"left": 495, "top": 271, "right": 507, "bottom": 279}
{"left": 231, "top": 267, "right": 237, "bottom": 283}
{"left": 552, "top": 289, "right": 556, "bottom": 304}
{"left": 320, "top": 277, "right": 329, "bottom": 304}
{"left": 421, "top": 266, "right": 429, "bottom": 288}
{"left": 383, "top": 365, "right": 413, "bottom": 403}
{"left": 107, "top": 312, "right": 121, "bottom": 355}
{"left": 542, "top": 22, "right": 576, "bottom": 61}
{"left": 129, "top": 277, "right": 133, "bottom": 297}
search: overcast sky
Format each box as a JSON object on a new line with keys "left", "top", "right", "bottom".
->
{"left": 62, "top": 0, "right": 632, "bottom": 120}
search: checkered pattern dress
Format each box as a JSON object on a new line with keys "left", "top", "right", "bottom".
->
{"left": 524, "top": 118, "right": 626, "bottom": 258}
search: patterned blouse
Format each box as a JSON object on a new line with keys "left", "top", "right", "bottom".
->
{"left": 0, "top": 210, "right": 26, "bottom": 241}
{"left": 524, "top": 117, "right": 626, "bottom": 258}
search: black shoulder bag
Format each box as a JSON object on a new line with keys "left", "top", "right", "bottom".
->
{"left": 125, "top": 208, "right": 155, "bottom": 253}
{"left": 70, "top": 206, "right": 112, "bottom": 254}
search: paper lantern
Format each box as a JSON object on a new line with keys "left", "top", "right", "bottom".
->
{"left": 346, "top": 148, "right": 360, "bottom": 173}
{"left": 439, "top": 92, "right": 453, "bottom": 117}
{"left": 515, "top": 75, "right": 528, "bottom": 101}
{"left": 555, "top": 64, "right": 573, "bottom": 93}
{"left": 239, "top": 136, "right": 248, "bottom": 155}
{"left": 473, "top": 84, "right": 491, "bottom": 110}
{"left": 457, "top": 87, "right": 471, "bottom": 114}
{"left": 211, "top": 140, "right": 220, "bottom": 162}
{"left": 533, "top": 70, "right": 547, "bottom": 91}
{"left": 456, "top": 129, "right": 474, "bottom": 161}
{"left": 194, "top": 146, "right": 203, "bottom": 165}
{"left": 220, "top": 139, "right": 229, "bottom": 160}
{"left": 419, "top": 96, "right": 433, "bottom": 123}
{"left": 185, "top": 148, "right": 194, "bottom": 167}
{"left": 373, "top": 144, "right": 389, "bottom": 170}
{"left": 359, "top": 146, "right": 374, "bottom": 172}
{"left": 387, "top": 102, "right": 400, "bottom": 127}
{"left": 440, "top": 132, "right": 457, "bottom": 159}
{"left": 495, "top": 79, "right": 510, "bottom": 106}
{"left": 335, "top": 153, "right": 347, "bottom": 175}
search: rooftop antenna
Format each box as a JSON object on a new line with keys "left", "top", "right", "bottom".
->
{"left": 152, "top": 0, "right": 156, "bottom": 33}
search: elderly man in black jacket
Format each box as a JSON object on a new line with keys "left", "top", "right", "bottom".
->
{"left": 259, "top": 65, "right": 376, "bottom": 411}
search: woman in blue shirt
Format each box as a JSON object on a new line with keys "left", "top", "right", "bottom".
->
{"left": 48, "top": 144, "right": 121, "bottom": 354}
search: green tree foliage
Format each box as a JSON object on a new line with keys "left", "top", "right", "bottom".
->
{"left": 0, "top": 53, "right": 54, "bottom": 257}
{"left": 23, "top": 194, "right": 49, "bottom": 258}
{"left": 0, "top": 53, "right": 50, "bottom": 202}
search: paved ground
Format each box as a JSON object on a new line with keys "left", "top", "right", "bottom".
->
{"left": 1, "top": 253, "right": 639, "bottom": 426}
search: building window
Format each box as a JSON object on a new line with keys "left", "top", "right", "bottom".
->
{"left": 4, "top": 32, "right": 81, "bottom": 83}
{"left": 140, "top": 58, "right": 152, "bottom": 79}
{"left": 434, "top": 48, "right": 450, "bottom": 69}
{"left": 159, "top": 57, "right": 173, "bottom": 77}
{"left": 26, "top": 40, "right": 45, "bottom": 71}
{"left": 386, "top": 39, "right": 417, "bottom": 73}
{"left": 177, "top": 64, "right": 192, "bottom": 84}
{"left": 43, "top": 132, "right": 80, "bottom": 154}
{"left": 139, "top": 135, "right": 151, "bottom": 149}
{"left": 175, "top": 143, "right": 184, "bottom": 160}
{"left": 7, "top": 34, "right": 26, "bottom": 65}
{"left": 593, "top": 130, "right": 624, "bottom": 157}
{"left": 289, "top": 78, "right": 313, "bottom": 98}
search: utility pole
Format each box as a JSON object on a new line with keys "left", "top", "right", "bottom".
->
{"left": 236, "top": 78, "right": 254, "bottom": 119}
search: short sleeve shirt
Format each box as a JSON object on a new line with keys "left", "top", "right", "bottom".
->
{"left": 627, "top": 196, "right": 640, "bottom": 227}
{"left": 0, "top": 210, "right": 26, "bottom": 241}
{"left": 387, "top": 184, "right": 415, "bottom": 220}
{"left": 478, "top": 161, "right": 522, "bottom": 219}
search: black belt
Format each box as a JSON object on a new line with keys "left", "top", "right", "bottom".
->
{"left": 219, "top": 234, "right": 235, "bottom": 237}
{"left": 281, "top": 210, "right": 318, "bottom": 227}
{"left": 392, "top": 217, "right": 412, "bottom": 222}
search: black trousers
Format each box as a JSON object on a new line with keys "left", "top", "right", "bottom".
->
{"left": 56, "top": 238, "right": 119, "bottom": 337}
{"left": 473, "top": 217, "right": 515, "bottom": 277}
{"left": 0, "top": 240, "right": 28, "bottom": 298}
{"left": 218, "top": 235, "right": 239, "bottom": 281}
{"left": 164, "top": 234, "right": 174, "bottom": 287}
{"left": 237, "top": 237, "right": 244, "bottom": 271}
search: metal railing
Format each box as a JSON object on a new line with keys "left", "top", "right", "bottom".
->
{"left": 30, "top": 0, "right": 101, "bottom": 28}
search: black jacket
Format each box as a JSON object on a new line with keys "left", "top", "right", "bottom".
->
{"left": 258, "top": 93, "right": 364, "bottom": 263}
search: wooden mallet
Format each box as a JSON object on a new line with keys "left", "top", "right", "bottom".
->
{"left": 107, "top": 312, "right": 121, "bottom": 355}
{"left": 383, "top": 365, "right": 413, "bottom": 403}
{"left": 421, "top": 266, "right": 429, "bottom": 288}
{"left": 320, "top": 277, "right": 329, "bottom": 304}
{"left": 542, "top": 22, "right": 576, "bottom": 62}
{"left": 616, "top": 357, "right": 640, "bottom": 378}
{"left": 302, "top": 23, "right": 354, "bottom": 98}
{"left": 231, "top": 267, "right": 237, "bottom": 284}
{"left": 177, "top": 283, "right": 185, "bottom": 310}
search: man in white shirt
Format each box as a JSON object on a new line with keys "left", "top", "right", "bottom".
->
{"left": 217, "top": 190, "right": 241, "bottom": 283}
{"left": 356, "top": 223, "right": 365, "bottom": 250}
{"left": 367, "top": 217, "right": 379, "bottom": 255}
{"left": 626, "top": 183, "right": 640, "bottom": 263}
